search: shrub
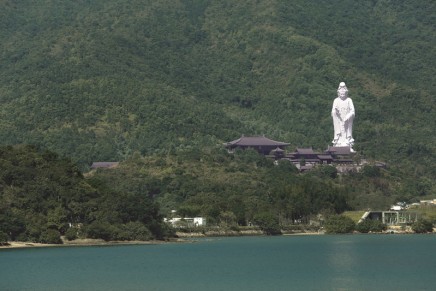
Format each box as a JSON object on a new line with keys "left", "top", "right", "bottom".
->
{"left": 324, "top": 215, "right": 355, "bottom": 234}
{"left": 85, "top": 221, "right": 118, "bottom": 241}
{"left": 356, "top": 219, "right": 387, "bottom": 233}
{"left": 253, "top": 212, "right": 281, "bottom": 235}
{"left": 362, "top": 165, "right": 381, "bottom": 177}
{"left": 411, "top": 219, "right": 433, "bottom": 233}
{"left": 64, "top": 228, "right": 78, "bottom": 241}
{"left": 40, "top": 229, "right": 63, "bottom": 244}
{"left": 275, "top": 160, "right": 299, "bottom": 174}
{"left": 0, "top": 231, "right": 9, "bottom": 245}
{"left": 25, "top": 223, "right": 45, "bottom": 242}
{"left": 147, "top": 221, "right": 176, "bottom": 240}
{"left": 117, "top": 222, "right": 152, "bottom": 241}
{"left": 318, "top": 165, "right": 338, "bottom": 179}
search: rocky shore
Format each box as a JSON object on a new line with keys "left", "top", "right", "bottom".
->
{"left": 175, "top": 228, "right": 324, "bottom": 238}
{"left": 0, "top": 238, "right": 185, "bottom": 249}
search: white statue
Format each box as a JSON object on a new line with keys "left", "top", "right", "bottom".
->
{"left": 331, "top": 82, "right": 355, "bottom": 150}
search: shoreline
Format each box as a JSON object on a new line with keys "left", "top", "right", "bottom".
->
{"left": 0, "top": 238, "right": 186, "bottom": 250}
{"left": 175, "top": 230, "right": 324, "bottom": 238}
{"left": 2, "top": 229, "right": 431, "bottom": 249}
{"left": 0, "top": 232, "right": 324, "bottom": 249}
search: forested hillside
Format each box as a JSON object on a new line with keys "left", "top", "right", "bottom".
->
{"left": 0, "top": 0, "right": 435, "bottom": 209}
{"left": 0, "top": 145, "right": 171, "bottom": 243}
{"left": 90, "top": 146, "right": 422, "bottom": 226}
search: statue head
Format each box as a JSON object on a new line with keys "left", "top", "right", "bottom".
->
{"left": 337, "top": 82, "right": 348, "bottom": 100}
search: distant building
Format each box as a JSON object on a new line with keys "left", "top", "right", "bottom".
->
{"left": 270, "top": 147, "right": 285, "bottom": 159}
{"left": 318, "top": 154, "right": 334, "bottom": 164}
{"left": 361, "top": 211, "right": 419, "bottom": 225}
{"left": 325, "top": 146, "right": 352, "bottom": 156}
{"left": 324, "top": 146, "right": 354, "bottom": 164}
{"left": 287, "top": 148, "right": 320, "bottom": 165}
{"left": 164, "top": 217, "right": 207, "bottom": 228}
{"left": 225, "top": 135, "right": 290, "bottom": 155}
{"left": 224, "top": 136, "right": 362, "bottom": 172}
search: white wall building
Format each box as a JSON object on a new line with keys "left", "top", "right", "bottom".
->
{"left": 164, "top": 217, "right": 207, "bottom": 227}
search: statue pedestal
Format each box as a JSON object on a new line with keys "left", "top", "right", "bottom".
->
{"left": 331, "top": 144, "right": 355, "bottom": 153}
{"left": 333, "top": 138, "right": 354, "bottom": 152}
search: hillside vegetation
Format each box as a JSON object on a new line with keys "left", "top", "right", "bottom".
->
{"left": 90, "top": 146, "right": 422, "bottom": 225}
{"left": 0, "top": 145, "right": 171, "bottom": 243}
{"left": 0, "top": 0, "right": 435, "bottom": 218}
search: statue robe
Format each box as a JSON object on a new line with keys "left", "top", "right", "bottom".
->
{"left": 331, "top": 97, "right": 355, "bottom": 146}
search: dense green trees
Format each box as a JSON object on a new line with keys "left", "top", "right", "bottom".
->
{"left": 0, "top": 231, "right": 8, "bottom": 245}
{"left": 0, "top": 1, "right": 434, "bottom": 238}
{"left": 0, "top": 144, "right": 432, "bottom": 242}
{"left": 87, "top": 144, "right": 436, "bottom": 230}
{"left": 91, "top": 148, "right": 353, "bottom": 228}
{"left": 40, "top": 229, "right": 63, "bottom": 244}
{"left": 0, "top": 1, "right": 434, "bottom": 185}
{"left": 0, "top": 146, "right": 171, "bottom": 243}
{"left": 411, "top": 219, "right": 433, "bottom": 234}
{"left": 253, "top": 212, "right": 281, "bottom": 235}
{"left": 64, "top": 228, "right": 78, "bottom": 241}
{"left": 355, "top": 220, "right": 387, "bottom": 233}
{"left": 324, "top": 215, "right": 355, "bottom": 234}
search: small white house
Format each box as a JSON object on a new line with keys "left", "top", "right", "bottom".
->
{"left": 192, "top": 217, "right": 206, "bottom": 226}
{"left": 390, "top": 205, "right": 403, "bottom": 211}
{"left": 419, "top": 199, "right": 436, "bottom": 205}
{"left": 164, "top": 217, "right": 207, "bottom": 228}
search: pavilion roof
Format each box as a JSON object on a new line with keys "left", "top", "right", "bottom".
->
{"left": 295, "top": 148, "right": 315, "bottom": 155}
{"left": 225, "top": 136, "right": 290, "bottom": 147}
{"left": 271, "top": 147, "right": 285, "bottom": 152}
{"left": 318, "top": 154, "right": 333, "bottom": 160}
{"left": 325, "top": 146, "right": 351, "bottom": 155}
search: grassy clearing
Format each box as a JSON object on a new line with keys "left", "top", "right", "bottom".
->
{"left": 407, "top": 206, "right": 436, "bottom": 222}
{"left": 342, "top": 211, "right": 366, "bottom": 223}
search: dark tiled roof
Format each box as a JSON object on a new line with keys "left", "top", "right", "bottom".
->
{"left": 296, "top": 148, "right": 315, "bottom": 155}
{"left": 325, "top": 146, "right": 351, "bottom": 155}
{"left": 226, "top": 136, "right": 290, "bottom": 147}
{"left": 271, "top": 147, "right": 285, "bottom": 152}
{"left": 90, "top": 162, "right": 119, "bottom": 169}
{"left": 318, "top": 155, "right": 333, "bottom": 160}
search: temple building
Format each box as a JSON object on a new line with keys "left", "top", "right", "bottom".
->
{"left": 289, "top": 148, "right": 334, "bottom": 164}
{"left": 324, "top": 146, "right": 354, "bottom": 164}
{"left": 224, "top": 135, "right": 290, "bottom": 155}
{"left": 225, "top": 136, "right": 360, "bottom": 171}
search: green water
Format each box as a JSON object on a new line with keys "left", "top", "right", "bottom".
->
{"left": 1, "top": 235, "right": 435, "bottom": 290}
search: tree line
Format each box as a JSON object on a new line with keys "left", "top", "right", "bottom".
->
{"left": 0, "top": 145, "right": 172, "bottom": 244}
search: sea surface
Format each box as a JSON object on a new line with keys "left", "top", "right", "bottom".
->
{"left": 1, "top": 234, "right": 435, "bottom": 291}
